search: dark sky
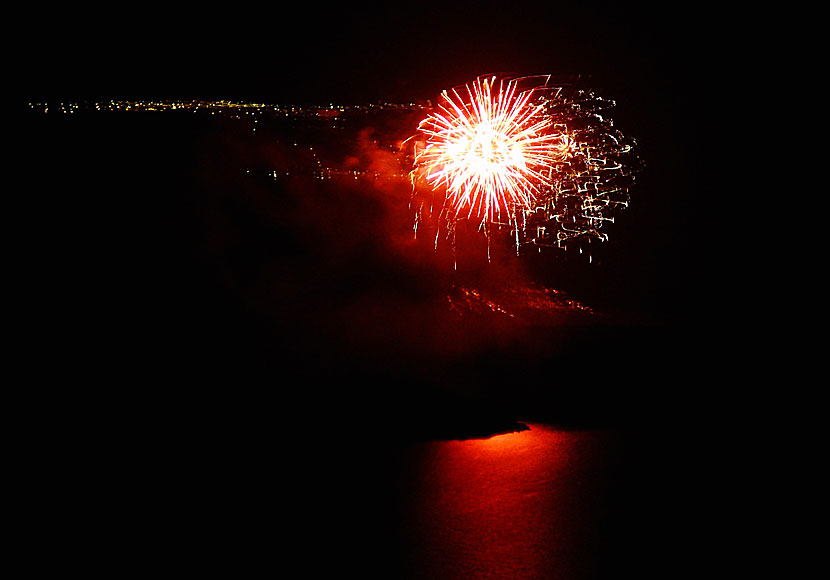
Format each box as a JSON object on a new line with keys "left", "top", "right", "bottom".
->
{"left": 22, "top": 3, "right": 717, "bottom": 106}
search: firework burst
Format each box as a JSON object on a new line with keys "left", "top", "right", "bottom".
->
{"left": 414, "top": 76, "right": 572, "bottom": 223}
{"left": 410, "top": 75, "right": 641, "bottom": 258}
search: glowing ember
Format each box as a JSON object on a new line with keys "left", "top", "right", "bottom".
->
{"left": 414, "top": 76, "right": 571, "bottom": 223}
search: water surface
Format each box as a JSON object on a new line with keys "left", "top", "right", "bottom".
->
{"left": 396, "top": 424, "right": 616, "bottom": 579}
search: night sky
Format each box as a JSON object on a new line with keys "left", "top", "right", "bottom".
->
{"left": 23, "top": 3, "right": 714, "bottom": 103}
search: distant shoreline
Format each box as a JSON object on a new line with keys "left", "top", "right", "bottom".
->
{"left": 412, "top": 420, "right": 531, "bottom": 443}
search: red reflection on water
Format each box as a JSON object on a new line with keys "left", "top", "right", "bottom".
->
{"left": 398, "top": 424, "right": 612, "bottom": 580}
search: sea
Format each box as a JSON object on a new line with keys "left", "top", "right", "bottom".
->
{"left": 396, "top": 424, "right": 616, "bottom": 579}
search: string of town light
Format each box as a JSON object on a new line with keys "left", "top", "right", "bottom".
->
{"left": 28, "top": 78, "right": 640, "bottom": 263}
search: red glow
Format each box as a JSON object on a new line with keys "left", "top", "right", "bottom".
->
{"left": 398, "top": 424, "right": 613, "bottom": 579}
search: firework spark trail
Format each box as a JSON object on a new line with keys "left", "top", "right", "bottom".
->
{"left": 409, "top": 75, "right": 641, "bottom": 257}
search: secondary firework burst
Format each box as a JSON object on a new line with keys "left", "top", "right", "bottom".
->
{"left": 409, "top": 74, "right": 641, "bottom": 258}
